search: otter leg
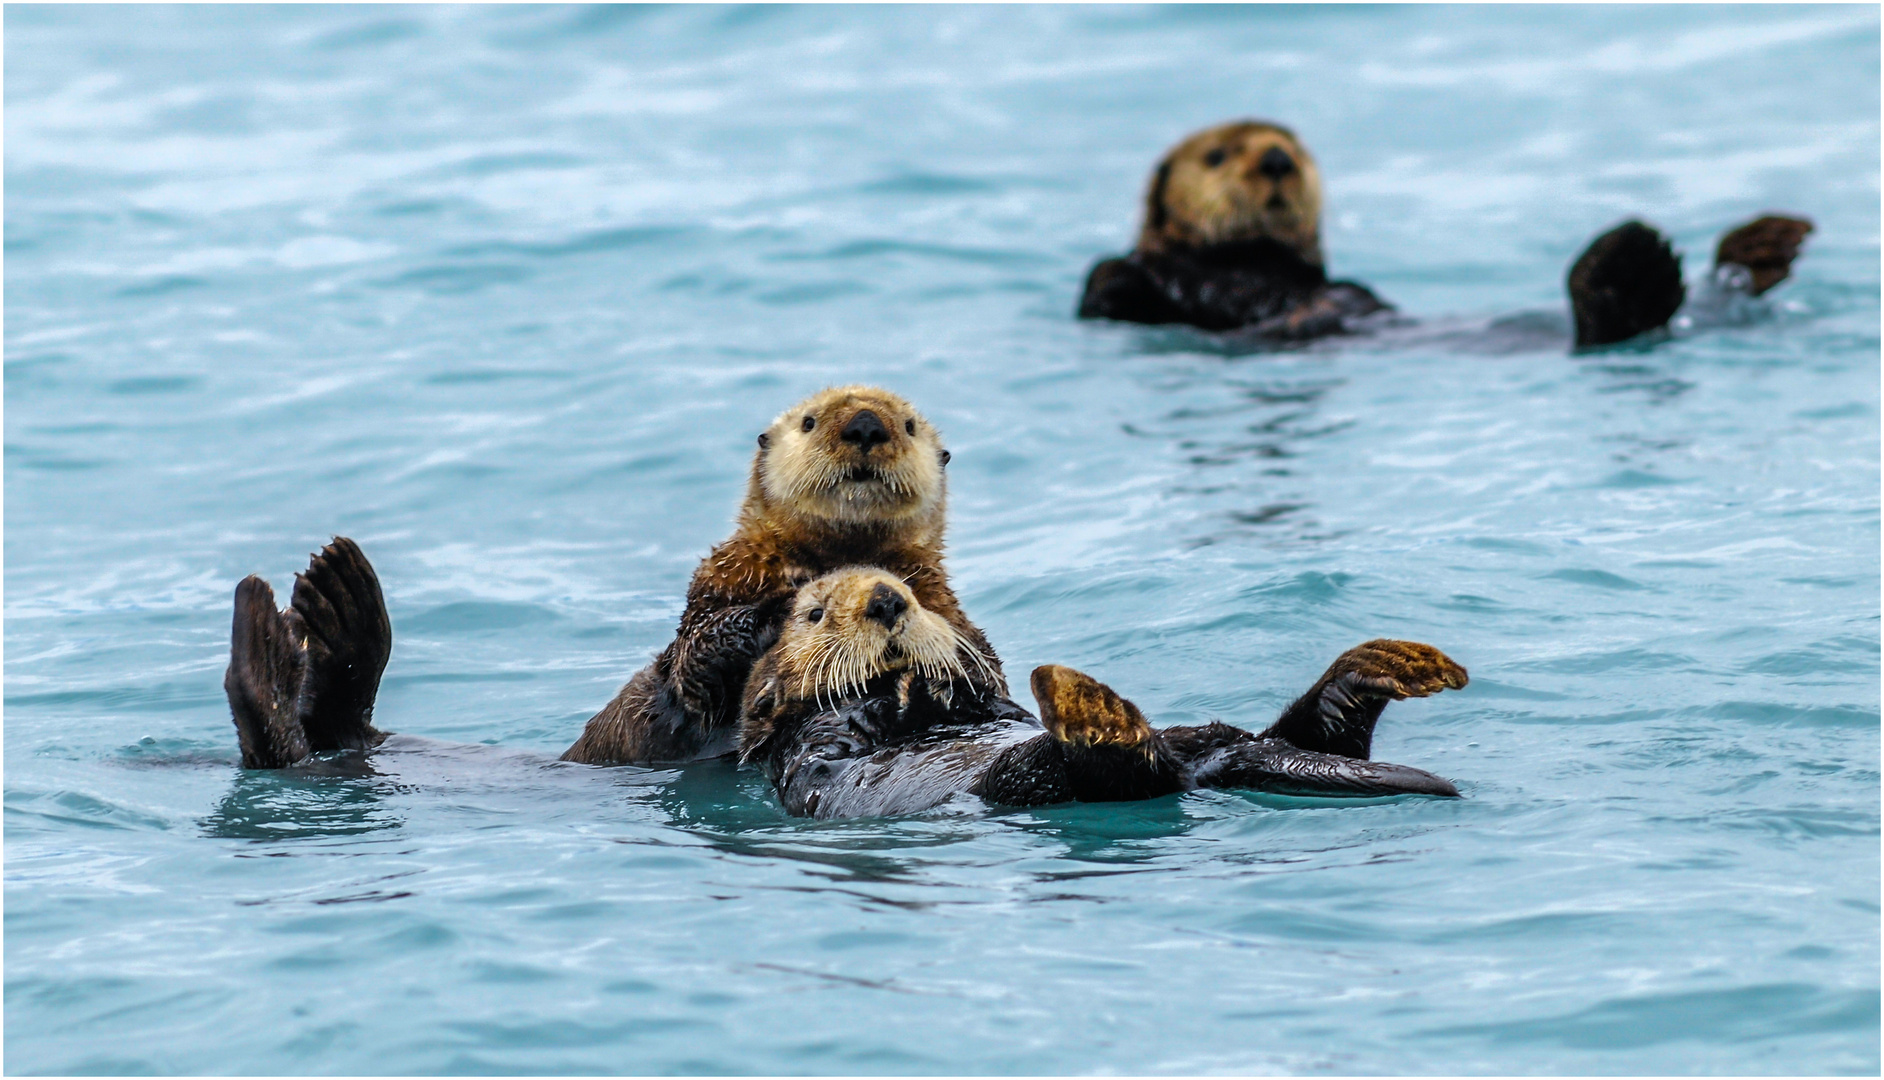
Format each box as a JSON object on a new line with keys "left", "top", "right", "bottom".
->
{"left": 225, "top": 575, "right": 312, "bottom": 769}
{"left": 1567, "top": 220, "right": 1687, "bottom": 347}
{"left": 284, "top": 537, "right": 392, "bottom": 753}
{"left": 1189, "top": 740, "right": 1459, "bottom": 799}
{"left": 1714, "top": 215, "right": 1813, "bottom": 296}
{"left": 1027, "top": 665, "right": 1185, "bottom": 803}
{"left": 1258, "top": 639, "right": 1466, "bottom": 760}
{"left": 224, "top": 537, "right": 392, "bottom": 767}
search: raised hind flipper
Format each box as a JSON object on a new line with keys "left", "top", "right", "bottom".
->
{"left": 1258, "top": 639, "right": 1466, "bottom": 760}
{"left": 975, "top": 666, "right": 1185, "bottom": 806}
{"left": 284, "top": 537, "right": 392, "bottom": 752}
{"left": 1568, "top": 220, "right": 1686, "bottom": 347}
{"left": 1189, "top": 739, "right": 1459, "bottom": 798}
{"left": 224, "top": 538, "right": 392, "bottom": 768}
{"left": 1714, "top": 214, "right": 1813, "bottom": 296}
{"left": 226, "top": 575, "right": 312, "bottom": 768}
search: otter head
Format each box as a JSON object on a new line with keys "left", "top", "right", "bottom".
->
{"left": 738, "top": 567, "right": 994, "bottom": 761}
{"left": 1137, "top": 121, "right": 1324, "bottom": 265}
{"left": 751, "top": 385, "right": 949, "bottom": 539}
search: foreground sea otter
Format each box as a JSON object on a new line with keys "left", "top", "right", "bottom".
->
{"left": 738, "top": 567, "right": 1466, "bottom": 818}
{"left": 561, "top": 385, "right": 1007, "bottom": 765}
{"left": 1079, "top": 119, "right": 1812, "bottom": 348}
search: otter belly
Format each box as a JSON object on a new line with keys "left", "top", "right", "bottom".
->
{"left": 777, "top": 720, "right": 1040, "bottom": 819}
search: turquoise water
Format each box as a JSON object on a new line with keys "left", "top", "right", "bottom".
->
{"left": 6, "top": 4, "right": 1879, "bottom": 1074}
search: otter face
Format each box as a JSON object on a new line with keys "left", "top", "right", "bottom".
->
{"left": 1138, "top": 121, "right": 1324, "bottom": 265}
{"left": 773, "top": 567, "right": 982, "bottom": 705}
{"left": 755, "top": 385, "right": 948, "bottom": 529}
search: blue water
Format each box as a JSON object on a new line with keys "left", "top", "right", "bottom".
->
{"left": 6, "top": 4, "right": 1879, "bottom": 1074}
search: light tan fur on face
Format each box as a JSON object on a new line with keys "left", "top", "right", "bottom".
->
{"left": 771, "top": 568, "right": 992, "bottom": 710}
{"left": 750, "top": 385, "right": 947, "bottom": 538}
{"left": 1138, "top": 121, "right": 1324, "bottom": 264}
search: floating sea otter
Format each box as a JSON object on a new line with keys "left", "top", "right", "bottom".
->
{"left": 1077, "top": 121, "right": 1390, "bottom": 339}
{"left": 1078, "top": 120, "right": 1813, "bottom": 348}
{"left": 221, "top": 549, "right": 1468, "bottom": 811}
{"left": 562, "top": 385, "right": 1007, "bottom": 764}
{"left": 737, "top": 567, "right": 1467, "bottom": 818}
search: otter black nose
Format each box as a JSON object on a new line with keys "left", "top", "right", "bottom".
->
{"left": 864, "top": 583, "right": 907, "bottom": 628}
{"left": 1258, "top": 146, "right": 1296, "bottom": 180}
{"left": 841, "top": 409, "right": 892, "bottom": 451}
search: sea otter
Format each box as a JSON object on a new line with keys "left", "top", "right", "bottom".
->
{"left": 738, "top": 567, "right": 1465, "bottom": 819}
{"left": 1079, "top": 120, "right": 1813, "bottom": 348}
{"left": 560, "top": 385, "right": 1007, "bottom": 765}
{"left": 1077, "top": 121, "right": 1391, "bottom": 339}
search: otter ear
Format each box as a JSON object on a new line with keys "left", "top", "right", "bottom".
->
{"left": 938, "top": 448, "right": 951, "bottom": 467}
{"left": 757, "top": 432, "right": 770, "bottom": 449}
{"left": 1146, "top": 160, "right": 1172, "bottom": 233}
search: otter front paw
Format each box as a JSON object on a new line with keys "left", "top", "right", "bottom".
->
{"left": 1030, "top": 665, "right": 1156, "bottom": 757}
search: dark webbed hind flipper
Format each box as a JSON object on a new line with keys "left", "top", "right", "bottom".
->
{"left": 1568, "top": 220, "right": 1687, "bottom": 347}
{"left": 977, "top": 666, "right": 1186, "bottom": 807}
{"left": 286, "top": 537, "right": 392, "bottom": 752}
{"left": 1190, "top": 740, "right": 1459, "bottom": 799}
{"left": 225, "top": 575, "right": 312, "bottom": 769}
{"left": 1259, "top": 639, "right": 1467, "bottom": 760}
{"left": 1714, "top": 214, "right": 1813, "bottom": 296}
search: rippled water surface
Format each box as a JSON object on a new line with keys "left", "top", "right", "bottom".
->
{"left": 6, "top": 4, "right": 1879, "bottom": 1074}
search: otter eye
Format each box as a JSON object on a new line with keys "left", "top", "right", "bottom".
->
{"left": 807, "top": 608, "right": 824, "bottom": 623}
{"left": 1203, "top": 147, "right": 1227, "bottom": 168}
{"left": 801, "top": 416, "right": 815, "bottom": 432}
{"left": 904, "top": 419, "right": 915, "bottom": 436}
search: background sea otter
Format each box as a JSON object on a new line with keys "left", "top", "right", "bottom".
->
{"left": 739, "top": 567, "right": 1466, "bottom": 819}
{"left": 1083, "top": 120, "right": 1813, "bottom": 347}
{"left": 1077, "top": 120, "right": 1390, "bottom": 338}
{"left": 561, "top": 385, "right": 1006, "bottom": 765}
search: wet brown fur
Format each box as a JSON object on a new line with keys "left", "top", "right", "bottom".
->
{"left": 737, "top": 567, "right": 997, "bottom": 767}
{"left": 1137, "top": 121, "right": 1325, "bottom": 264}
{"left": 562, "top": 386, "right": 1002, "bottom": 765}
{"left": 1030, "top": 664, "right": 1156, "bottom": 758}
{"left": 1079, "top": 120, "right": 1388, "bottom": 336}
{"left": 1714, "top": 214, "right": 1813, "bottom": 296}
{"left": 225, "top": 537, "right": 393, "bottom": 768}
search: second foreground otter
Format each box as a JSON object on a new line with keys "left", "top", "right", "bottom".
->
{"left": 738, "top": 567, "right": 1467, "bottom": 818}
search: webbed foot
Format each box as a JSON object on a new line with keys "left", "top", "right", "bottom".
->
{"left": 286, "top": 537, "right": 392, "bottom": 752}
{"left": 1714, "top": 214, "right": 1813, "bottom": 296}
{"left": 1029, "top": 665, "right": 1184, "bottom": 802}
{"left": 1568, "top": 220, "right": 1686, "bottom": 348}
{"left": 225, "top": 537, "right": 392, "bottom": 768}
{"left": 1260, "top": 639, "right": 1467, "bottom": 760}
{"left": 1031, "top": 664, "right": 1157, "bottom": 755}
{"left": 226, "top": 575, "right": 312, "bottom": 769}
